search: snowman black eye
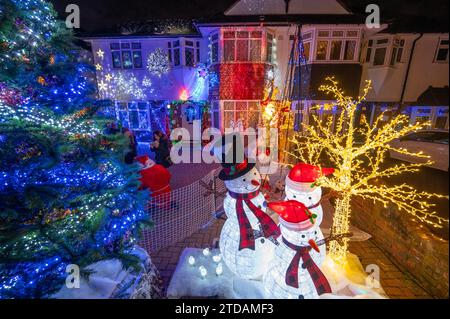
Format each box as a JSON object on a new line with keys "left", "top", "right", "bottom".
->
{"left": 308, "top": 197, "right": 312, "bottom": 200}
{"left": 243, "top": 179, "right": 246, "bottom": 182}
{"left": 301, "top": 235, "right": 306, "bottom": 238}
{"left": 293, "top": 195, "right": 297, "bottom": 198}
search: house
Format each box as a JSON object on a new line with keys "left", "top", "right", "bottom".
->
{"left": 81, "top": 0, "right": 449, "bottom": 142}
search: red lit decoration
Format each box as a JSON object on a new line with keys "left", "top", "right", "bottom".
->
{"left": 219, "top": 63, "right": 269, "bottom": 100}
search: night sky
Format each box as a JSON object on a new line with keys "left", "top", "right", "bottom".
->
{"left": 49, "top": 0, "right": 449, "bottom": 33}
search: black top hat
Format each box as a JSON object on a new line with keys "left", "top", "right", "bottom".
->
{"left": 214, "top": 133, "right": 256, "bottom": 181}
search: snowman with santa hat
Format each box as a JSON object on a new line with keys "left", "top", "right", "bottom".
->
{"left": 283, "top": 163, "right": 335, "bottom": 265}
{"left": 263, "top": 200, "right": 333, "bottom": 299}
{"left": 215, "top": 133, "right": 280, "bottom": 280}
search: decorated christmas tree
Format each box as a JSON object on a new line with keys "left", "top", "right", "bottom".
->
{"left": 0, "top": 0, "right": 151, "bottom": 298}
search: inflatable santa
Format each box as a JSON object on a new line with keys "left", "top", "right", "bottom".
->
{"left": 264, "top": 200, "right": 332, "bottom": 299}
{"left": 136, "top": 155, "right": 171, "bottom": 208}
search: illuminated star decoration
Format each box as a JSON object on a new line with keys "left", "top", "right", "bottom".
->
{"left": 98, "top": 80, "right": 107, "bottom": 91}
{"left": 96, "top": 49, "right": 105, "bottom": 59}
{"left": 105, "top": 74, "right": 113, "bottom": 82}
{"left": 95, "top": 63, "right": 103, "bottom": 71}
{"left": 287, "top": 77, "right": 449, "bottom": 267}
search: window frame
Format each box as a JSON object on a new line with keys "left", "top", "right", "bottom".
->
{"left": 221, "top": 29, "right": 264, "bottom": 63}
{"left": 312, "top": 29, "right": 359, "bottom": 62}
{"left": 110, "top": 42, "right": 143, "bottom": 70}
{"left": 434, "top": 38, "right": 449, "bottom": 63}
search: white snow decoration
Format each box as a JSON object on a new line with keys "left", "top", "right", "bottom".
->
{"left": 220, "top": 167, "right": 277, "bottom": 280}
{"left": 167, "top": 248, "right": 235, "bottom": 298}
{"left": 146, "top": 48, "right": 170, "bottom": 77}
{"left": 168, "top": 248, "right": 386, "bottom": 299}
{"left": 212, "top": 255, "right": 222, "bottom": 263}
{"left": 52, "top": 246, "right": 161, "bottom": 299}
{"left": 188, "top": 256, "right": 196, "bottom": 266}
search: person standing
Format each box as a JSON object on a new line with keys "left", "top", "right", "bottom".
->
{"left": 150, "top": 130, "right": 172, "bottom": 168}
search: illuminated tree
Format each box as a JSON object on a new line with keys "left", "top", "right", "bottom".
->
{"left": 287, "top": 77, "right": 448, "bottom": 266}
{"left": 0, "top": 0, "right": 151, "bottom": 298}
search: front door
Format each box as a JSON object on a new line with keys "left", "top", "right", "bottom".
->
{"left": 181, "top": 104, "right": 200, "bottom": 142}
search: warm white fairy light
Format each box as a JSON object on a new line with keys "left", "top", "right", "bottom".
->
{"left": 287, "top": 77, "right": 449, "bottom": 266}
{"left": 199, "top": 266, "right": 207, "bottom": 279}
{"left": 215, "top": 263, "right": 223, "bottom": 276}
{"left": 188, "top": 256, "right": 196, "bottom": 266}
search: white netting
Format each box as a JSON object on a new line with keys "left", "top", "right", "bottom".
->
{"left": 140, "top": 168, "right": 226, "bottom": 253}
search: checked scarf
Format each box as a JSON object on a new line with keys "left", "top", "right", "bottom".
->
{"left": 229, "top": 190, "right": 281, "bottom": 251}
{"left": 282, "top": 237, "right": 332, "bottom": 295}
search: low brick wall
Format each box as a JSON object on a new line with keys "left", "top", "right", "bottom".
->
{"left": 350, "top": 198, "right": 449, "bottom": 298}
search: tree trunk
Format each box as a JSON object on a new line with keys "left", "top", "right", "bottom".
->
{"left": 329, "top": 193, "right": 352, "bottom": 267}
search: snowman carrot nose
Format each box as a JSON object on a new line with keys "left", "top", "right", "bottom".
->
{"left": 308, "top": 239, "right": 320, "bottom": 253}
{"left": 251, "top": 180, "right": 260, "bottom": 186}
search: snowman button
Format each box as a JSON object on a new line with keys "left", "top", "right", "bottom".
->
{"left": 262, "top": 201, "right": 267, "bottom": 208}
{"left": 302, "top": 263, "right": 307, "bottom": 269}
{"left": 298, "top": 295, "right": 304, "bottom": 299}
{"left": 260, "top": 238, "right": 265, "bottom": 244}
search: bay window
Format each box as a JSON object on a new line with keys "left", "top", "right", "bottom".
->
{"left": 314, "top": 29, "right": 359, "bottom": 62}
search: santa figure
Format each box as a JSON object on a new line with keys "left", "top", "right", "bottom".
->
{"left": 136, "top": 155, "right": 171, "bottom": 208}
{"left": 264, "top": 200, "right": 332, "bottom": 299}
{"left": 216, "top": 133, "right": 280, "bottom": 280}
{"left": 284, "top": 163, "right": 334, "bottom": 265}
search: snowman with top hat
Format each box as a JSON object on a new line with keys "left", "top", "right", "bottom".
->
{"left": 263, "top": 199, "right": 333, "bottom": 299}
{"left": 215, "top": 133, "right": 280, "bottom": 280}
{"left": 284, "top": 163, "right": 335, "bottom": 265}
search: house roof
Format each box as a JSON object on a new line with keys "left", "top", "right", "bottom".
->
{"left": 52, "top": 0, "right": 448, "bottom": 37}
{"left": 416, "top": 86, "right": 449, "bottom": 106}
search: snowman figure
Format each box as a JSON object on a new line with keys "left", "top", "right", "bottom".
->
{"left": 216, "top": 134, "right": 280, "bottom": 280}
{"left": 284, "top": 163, "right": 334, "bottom": 265}
{"left": 264, "top": 200, "right": 332, "bottom": 299}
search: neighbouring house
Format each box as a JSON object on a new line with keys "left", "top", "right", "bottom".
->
{"left": 81, "top": 0, "right": 449, "bottom": 142}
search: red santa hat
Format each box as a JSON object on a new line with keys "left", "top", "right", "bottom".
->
{"left": 269, "top": 200, "right": 317, "bottom": 231}
{"left": 135, "top": 155, "right": 155, "bottom": 169}
{"left": 286, "top": 163, "right": 334, "bottom": 193}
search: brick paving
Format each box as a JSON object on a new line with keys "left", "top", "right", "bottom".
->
{"left": 149, "top": 217, "right": 432, "bottom": 299}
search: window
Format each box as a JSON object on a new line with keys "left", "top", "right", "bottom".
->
{"left": 369, "top": 38, "right": 389, "bottom": 66}
{"left": 222, "top": 101, "right": 261, "bottom": 129}
{"left": 314, "top": 30, "right": 358, "bottom": 61}
{"left": 365, "top": 40, "right": 373, "bottom": 63}
{"left": 390, "top": 38, "right": 405, "bottom": 65}
{"left": 344, "top": 40, "right": 356, "bottom": 60}
{"left": 211, "top": 33, "right": 219, "bottom": 63}
{"left": 316, "top": 41, "right": 328, "bottom": 60}
{"left": 167, "top": 39, "right": 201, "bottom": 67}
{"left": 373, "top": 47, "right": 387, "bottom": 66}
{"left": 435, "top": 39, "right": 449, "bottom": 62}
{"left": 110, "top": 42, "right": 142, "bottom": 69}
{"left": 220, "top": 29, "right": 263, "bottom": 62}
{"left": 302, "top": 42, "right": 311, "bottom": 61}
{"left": 267, "top": 33, "right": 275, "bottom": 63}
{"left": 330, "top": 40, "right": 342, "bottom": 60}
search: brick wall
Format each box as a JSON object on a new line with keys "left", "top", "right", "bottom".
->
{"left": 350, "top": 198, "right": 449, "bottom": 298}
